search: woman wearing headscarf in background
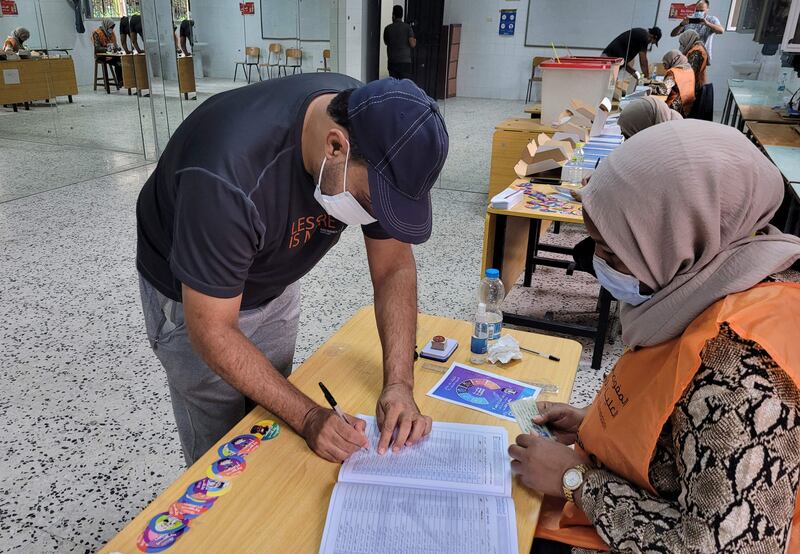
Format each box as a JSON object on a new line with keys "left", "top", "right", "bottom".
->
{"left": 570, "top": 97, "right": 683, "bottom": 274}
{"left": 3, "top": 27, "right": 30, "bottom": 53}
{"left": 92, "top": 19, "right": 123, "bottom": 88}
{"left": 511, "top": 120, "right": 800, "bottom": 554}
{"left": 662, "top": 49, "right": 695, "bottom": 116}
{"left": 680, "top": 29, "right": 713, "bottom": 120}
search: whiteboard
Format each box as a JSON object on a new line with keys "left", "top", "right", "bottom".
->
{"left": 261, "top": 0, "right": 299, "bottom": 39}
{"left": 525, "top": 0, "right": 661, "bottom": 50}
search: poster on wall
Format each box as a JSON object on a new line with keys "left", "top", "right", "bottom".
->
{"left": 499, "top": 9, "right": 516, "bottom": 36}
{"left": 239, "top": 2, "right": 255, "bottom": 15}
{"left": 669, "top": 3, "right": 697, "bottom": 19}
{"left": 1, "top": 0, "right": 19, "bottom": 16}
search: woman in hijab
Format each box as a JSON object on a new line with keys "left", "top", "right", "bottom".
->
{"left": 3, "top": 27, "right": 30, "bottom": 53}
{"left": 93, "top": 19, "right": 123, "bottom": 88}
{"left": 511, "top": 120, "right": 800, "bottom": 553}
{"left": 662, "top": 49, "right": 695, "bottom": 116}
{"left": 680, "top": 29, "right": 713, "bottom": 120}
{"left": 617, "top": 96, "right": 682, "bottom": 139}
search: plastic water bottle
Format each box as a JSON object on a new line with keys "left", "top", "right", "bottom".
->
{"left": 470, "top": 302, "right": 489, "bottom": 365}
{"left": 479, "top": 268, "right": 505, "bottom": 348}
{"left": 574, "top": 146, "right": 584, "bottom": 183}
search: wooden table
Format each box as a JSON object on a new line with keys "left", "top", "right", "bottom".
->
{"left": 100, "top": 307, "right": 582, "bottom": 553}
{"left": 482, "top": 180, "right": 612, "bottom": 369}
{"left": 120, "top": 53, "right": 149, "bottom": 96}
{"left": 490, "top": 118, "right": 559, "bottom": 199}
{"left": 177, "top": 56, "right": 196, "bottom": 100}
{"left": 0, "top": 58, "right": 77, "bottom": 111}
{"left": 748, "top": 122, "right": 800, "bottom": 148}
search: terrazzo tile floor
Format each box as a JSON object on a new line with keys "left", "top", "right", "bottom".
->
{"left": 0, "top": 95, "right": 627, "bottom": 552}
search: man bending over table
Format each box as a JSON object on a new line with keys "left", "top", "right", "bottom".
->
{"left": 136, "top": 74, "right": 448, "bottom": 465}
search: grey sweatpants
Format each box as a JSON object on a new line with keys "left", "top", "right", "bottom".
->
{"left": 139, "top": 275, "right": 300, "bottom": 466}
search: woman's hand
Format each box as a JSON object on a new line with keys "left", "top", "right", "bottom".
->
{"left": 509, "top": 434, "right": 591, "bottom": 498}
{"left": 535, "top": 401, "right": 587, "bottom": 445}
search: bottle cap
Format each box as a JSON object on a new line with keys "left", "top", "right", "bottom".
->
{"left": 485, "top": 268, "right": 500, "bottom": 279}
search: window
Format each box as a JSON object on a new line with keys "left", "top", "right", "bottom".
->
{"left": 84, "top": 0, "right": 124, "bottom": 19}
{"left": 82, "top": 0, "right": 141, "bottom": 19}
{"left": 172, "top": 0, "right": 191, "bottom": 21}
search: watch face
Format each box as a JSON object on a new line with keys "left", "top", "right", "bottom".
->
{"left": 564, "top": 468, "right": 583, "bottom": 489}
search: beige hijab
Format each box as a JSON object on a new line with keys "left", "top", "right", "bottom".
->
{"left": 679, "top": 29, "right": 703, "bottom": 54}
{"left": 618, "top": 97, "right": 682, "bottom": 139}
{"left": 582, "top": 120, "right": 800, "bottom": 347}
{"left": 662, "top": 49, "right": 690, "bottom": 70}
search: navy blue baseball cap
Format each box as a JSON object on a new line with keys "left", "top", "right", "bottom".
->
{"left": 347, "top": 78, "right": 449, "bottom": 244}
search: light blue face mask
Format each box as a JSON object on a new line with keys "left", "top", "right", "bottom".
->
{"left": 592, "top": 255, "right": 652, "bottom": 307}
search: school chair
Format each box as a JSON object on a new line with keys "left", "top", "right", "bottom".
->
{"left": 317, "top": 49, "right": 331, "bottom": 72}
{"left": 261, "top": 43, "right": 282, "bottom": 79}
{"left": 526, "top": 56, "right": 549, "bottom": 103}
{"left": 279, "top": 48, "right": 303, "bottom": 77}
{"left": 234, "top": 46, "right": 262, "bottom": 83}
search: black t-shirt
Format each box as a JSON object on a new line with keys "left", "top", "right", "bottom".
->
{"left": 136, "top": 73, "right": 390, "bottom": 310}
{"left": 602, "top": 28, "right": 650, "bottom": 62}
{"left": 384, "top": 21, "right": 414, "bottom": 64}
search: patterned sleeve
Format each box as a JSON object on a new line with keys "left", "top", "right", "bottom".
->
{"left": 578, "top": 324, "right": 800, "bottom": 553}
{"left": 687, "top": 51, "right": 704, "bottom": 84}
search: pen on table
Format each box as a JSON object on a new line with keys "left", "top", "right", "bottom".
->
{"left": 519, "top": 346, "right": 560, "bottom": 362}
{"left": 318, "top": 381, "right": 369, "bottom": 452}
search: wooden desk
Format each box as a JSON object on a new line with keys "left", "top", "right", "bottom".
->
{"left": 738, "top": 104, "right": 795, "bottom": 127}
{"left": 482, "top": 180, "right": 612, "bottom": 369}
{"left": 748, "top": 122, "right": 800, "bottom": 148}
{"left": 490, "top": 118, "right": 558, "bottom": 199}
{"left": 120, "top": 54, "right": 149, "bottom": 95}
{"left": 99, "top": 307, "right": 582, "bottom": 553}
{"left": 0, "top": 58, "right": 77, "bottom": 111}
{"left": 177, "top": 56, "right": 196, "bottom": 99}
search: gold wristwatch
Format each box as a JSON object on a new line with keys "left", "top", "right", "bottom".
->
{"left": 562, "top": 464, "right": 589, "bottom": 503}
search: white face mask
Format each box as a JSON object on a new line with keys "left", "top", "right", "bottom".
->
{"left": 592, "top": 255, "right": 652, "bottom": 307}
{"left": 313, "top": 140, "right": 377, "bottom": 226}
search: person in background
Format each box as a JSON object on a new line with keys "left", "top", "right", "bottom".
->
{"left": 176, "top": 20, "right": 194, "bottom": 57}
{"left": 129, "top": 14, "right": 144, "bottom": 54}
{"left": 661, "top": 49, "right": 696, "bottom": 116}
{"left": 670, "top": 0, "right": 724, "bottom": 63}
{"left": 618, "top": 96, "right": 683, "bottom": 139}
{"left": 3, "top": 27, "right": 30, "bottom": 53}
{"left": 512, "top": 120, "right": 800, "bottom": 554}
{"left": 92, "top": 19, "right": 123, "bottom": 86}
{"left": 602, "top": 27, "right": 662, "bottom": 79}
{"left": 383, "top": 5, "right": 416, "bottom": 80}
{"left": 679, "top": 30, "right": 713, "bottom": 120}
{"left": 570, "top": 96, "right": 683, "bottom": 275}
{"left": 119, "top": 16, "right": 132, "bottom": 55}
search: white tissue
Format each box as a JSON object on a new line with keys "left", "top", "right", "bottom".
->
{"left": 488, "top": 334, "right": 522, "bottom": 364}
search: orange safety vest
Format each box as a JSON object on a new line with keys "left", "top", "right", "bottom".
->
{"left": 666, "top": 67, "right": 696, "bottom": 116}
{"left": 535, "top": 283, "right": 800, "bottom": 552}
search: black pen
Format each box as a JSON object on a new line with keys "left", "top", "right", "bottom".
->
{"left": 319, "top": 382, "right": 370, "bottom": 451}
{"left": 519, "top": 346, "right": 561, "bottom": 362}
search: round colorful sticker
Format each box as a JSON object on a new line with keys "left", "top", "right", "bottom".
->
{"left": 217, "top": 434, "right": 260, "bottom": 457}
{"left": 250, "top": 419, "right": 277, "bottom": 439}
{"left": 185, "top": 477, "right": 231, "bottom": 501}
{"left": 261, "top": 422, "right": 280, "bottom": 441}
{"left": 168, "top": 499, "right": 212, "bottom": 521}
{"left": 147, "top": 513, "right": 187, "bottom": 535}
{"left": 136, "top": 513, "right": 188, "bottom": 553}
{"left": 206, "top": 455, "right": 246, "bottom": 480}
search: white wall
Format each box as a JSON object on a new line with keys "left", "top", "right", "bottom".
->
{"left": 443, "top": 0, "right": 797, "bottom": 109}
{"left": 190, "top": 0, "right": 331, "bottom": 79}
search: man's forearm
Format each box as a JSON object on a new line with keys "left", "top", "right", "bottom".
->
{"left": 190, "top": 325, "right": 317, "bottom": 432}
{"left": 373, "top": 264, "right": 417, "bottom": 388}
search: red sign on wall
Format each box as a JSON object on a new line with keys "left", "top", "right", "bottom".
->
{"left": 1, "top": 1, "right": 19, "bottom": 16}
{"left": 669, "top": 3, "right": 698, "bottom": 19}
{"left": 239, "top": 2, "right": 255, "bottom": 15}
